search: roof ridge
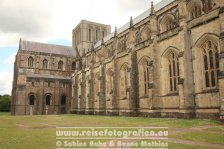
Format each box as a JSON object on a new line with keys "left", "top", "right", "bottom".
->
{"left": 21, "top": 39, "right": 73, "bottom": 48}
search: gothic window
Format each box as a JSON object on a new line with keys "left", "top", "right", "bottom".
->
{"left": 120, "top": 64, "right": 129, "bottom": 98}
{"left": 61, "top": 95, "right": 66, "bottom": 105}
{"left": 141, "top": 26, "right": 151, "bottom": 41}
{"left": 135, "top": 30, "right": 141, "bottom": 45}
{"left": 121, "top": 38, "right": 127, "bottom": 51}
{"left": 72, "top": 61, "right": 76, "bottom": 70}
{"left": 187, "top": 0, "right": 202, "bottom": 19}
{"left": 191, "top": 5, "right": 202, "bottom": 19}
{"left": 58, "top": 61, "right": 63, "bottom": 70}
{"left": 29, "top": 95, "right": 35, "bottom": 105}
{"left": 45, "top": 94, "right": 52, "bottom": 106}
{"left": 168, "top": 52, "right": 179, "bottom": 92}
{"left": 42, "top": 59, "right": 48, "bottom": 69}
{"left": 202, "top": 40, "right": 219, "bottom": 88}
{"left": 202, "top": 0, "right": 213, "bottom": 13}
{"left": 106, "top": 69, "right": 113, "bottom": 94}
{"left": 143, "top": 60, "right": 151, "bottom": 95}
{"left": 28, "top": 56, "right": 34, "bottom": 67}
{"left": 139, "top": 58, "right": 152, "bottom": 96}
{"left": 160, "top": 14, "right": 176, "bottom": 33}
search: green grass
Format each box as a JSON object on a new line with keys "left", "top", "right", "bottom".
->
{"left": 171, "top": 131, "right": 224, "bottom": 144}
{"left": 0, "top": 113, "right": 223, "bottom": 149}
{"left": 168, "top": 143, "right": 216, "bottom": 149}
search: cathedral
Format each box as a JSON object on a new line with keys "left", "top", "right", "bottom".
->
{"left": 11, "top": 0, "right": 224, "bottom": 119}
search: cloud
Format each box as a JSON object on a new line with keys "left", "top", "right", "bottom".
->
{"left": 4, "top": 52, "right": 16, "bottom": 66}
{"left": 0, "top": 71, "right": 13, "bottom": 95}
{"left": 0, "top": 0, "right": 162, "bottom": 47}
{"left": 0, "top": 0, "right": 56, "bottom": 46}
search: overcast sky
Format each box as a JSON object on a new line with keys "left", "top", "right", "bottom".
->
{"left": 0, "top": 0, "right": 161, "bottom": 95}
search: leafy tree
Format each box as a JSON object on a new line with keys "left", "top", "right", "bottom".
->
{"left": 0, "top": 95, "right": 11, "bottom": 112}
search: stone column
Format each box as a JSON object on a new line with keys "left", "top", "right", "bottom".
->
{"left": 112, "top": 56, "right": 119, "bottom": 115}
{"left": 72, "top": 75, "right": 79, "bottom": 114}
{"left": 129, "top": 49, "right": 139, "bottom": 116}
{"left": 178, "top": 51, "right": 185, "bottom": 109}
{"left": 98, "top": 63, "right": 106, "bottom": 115}
{"left": 219, "top": 6, "right": 224, "bottom": 120}
{"left": 148, "top": 61, "right": 154, "bottom": 109}
{"left": 179, "top": 0, "right": 195, "bottom": 117}
{"left": 80, "top": 71, "right": 86, "bottom": 114}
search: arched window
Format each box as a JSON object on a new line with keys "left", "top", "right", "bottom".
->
{"left": 58, "top": 61, "right": 63, "bottom": 70}
{"left": 121, "top": 38, "right": 127, "bottom": 51}
{"left": 45, "top": 94, "right": 51, "bottom": 106}
{"left": 141, "top": 26, "right": 151, "bottom": 41}
{"left": 187, "top": 0, "right": 202, "bottom": 19}
{"left": 203, "top": 0, "right": 213, "bottom": 13}
{"left": 202, "top": 40, "right": 219, "bottom": 88}
{"left": 29, "top": 95, "right": 35, "bottom": 105}
{"left": 42, "top": 59, "right": 48, "bottom": 69}
{"left": 191, "top": 5, "right": 202, "bottom": 19}
{"left": 28, "top": 57, "right": 34, "bottom": 67}
{"left": 72, "top": 61, "right": 76, "bottom": 70}
{"left": 143, "top": 60, "right": 151, "bottom": 95}
{"left": 120, "top": 64, "right": 129, "bottom": 98}
{"left": 106, "top": 69, "right": 113, "bottom": 94}
{"left": 135, "top": 30, "right": 141, "bottom": 45}
{"left": 139, "top": 58, "right": 152, "bottom": 96}
{"left": 61, "top": 95, "right": 66, "bottom": 105}
{"left": 168, "top": 52, "right": 179, "bottom": 92}
{"left": 160, "top": 14, "right": 176, "bottom": 33}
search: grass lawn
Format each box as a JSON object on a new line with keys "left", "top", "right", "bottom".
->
{"left": 0, "top": 112, "right": 223, "bottom": 149}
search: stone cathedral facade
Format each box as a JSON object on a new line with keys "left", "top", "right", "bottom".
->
{"left": 12, "top": 0, "right": 224, "bottom": 119}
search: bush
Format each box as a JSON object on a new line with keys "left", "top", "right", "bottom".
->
{"left": 0, "top": 95, "right": 11, "bottom": 112}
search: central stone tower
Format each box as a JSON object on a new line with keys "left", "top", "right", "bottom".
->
{"left": 72, "top": 20, "right": 111, "bottom": 56}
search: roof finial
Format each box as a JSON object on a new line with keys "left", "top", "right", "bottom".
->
{"left": 114, "top": 26, "right": 117, "bottom": 37}
{"left": 151, "top": 1, "right": 155, "bottom": 15}
{"left": 19, "top": 38, "right": 22, "bottom": 50}
{"left": 130, "top": 16, "right": 133, "bottom": 28}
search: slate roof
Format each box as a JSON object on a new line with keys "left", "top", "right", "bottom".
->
{"left": 94, "top": 0, "right": 175, "bottom": 48}
{"left": 19, "top": 39, "right": 77, "bottom": 57}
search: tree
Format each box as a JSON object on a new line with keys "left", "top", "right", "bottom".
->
{"left": 0, "top": 95, "right": 11, "bottom": 112}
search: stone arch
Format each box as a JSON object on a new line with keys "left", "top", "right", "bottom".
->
{"left": 28, "top": 56, "right": 34, "bottom": 67}
{"left": 138, "top": 56, "right": 152, "bottom": 96}
{"left": 42, "top": 59, "right": 48, "bottom": 69}
{"left": 194, "top": 33, "right": 219, "bottom": 48}
{"left": 72, "top": 61, "right": 76, "bottom": 70}
{"left": 193, "top": 33, "right": 220, "bottom": 91}
{"left": 161, "top": 46, "right": 180, "bottom": 58}
{"left": 161, "top": 47, "right": 180, "bottom": 95}
{"left": 28, "top": 93, "right": 36, "bottom": 105}
{"left": 61, "top": 94, "right": 67, "bottom": 105}
{"left": 58, "top": 60, "right": 64, "bottom": 70}
{"left": 138, "top": 56, "right": 151, "bottom": 64}
{"left": 159, "top": 13, "right": 176, "bottom": 33}
{"left": 45, "top": 93, "right": 53, "bottom": 106}
{"left": 119, "top": 63, "right": 129, "bottom": 99}
{"left": 106, "top": 68, "right": 114, "bottom": 95}
{"left": 187, "top": 0, "right": 203, "bottom": 19}
{"left": 141, "top": 25, "right": 151, "bottom": 41}
{"left": 135, "top": 29, "right": 141, "bottom": 45}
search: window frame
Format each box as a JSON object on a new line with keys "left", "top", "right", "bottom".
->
{"left": 202, "top": 40, "right": 219, "bottom": 89}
